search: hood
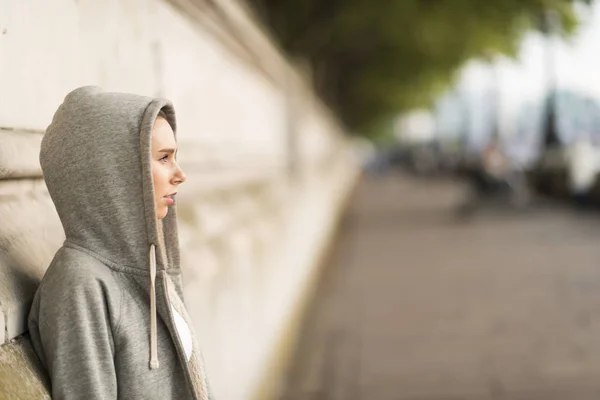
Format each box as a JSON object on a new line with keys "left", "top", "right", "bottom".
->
{"left": 40, "top": 86, "right": 180, "bottom": 275}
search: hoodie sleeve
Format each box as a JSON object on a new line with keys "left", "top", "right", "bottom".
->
{"left": 31, "top": 271, "right": 120, "bottom": 400}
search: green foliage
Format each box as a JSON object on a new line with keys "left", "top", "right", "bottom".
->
{"left": 249, "top": 0, "right": 589, "bottom": 136}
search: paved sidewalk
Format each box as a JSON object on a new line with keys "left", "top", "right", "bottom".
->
{"left": 279, "top": 174, "right": 600, "bottom": 400}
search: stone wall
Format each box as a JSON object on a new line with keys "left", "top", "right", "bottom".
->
{"left": 0, "top": 0, "right": 359, "bottom": 398}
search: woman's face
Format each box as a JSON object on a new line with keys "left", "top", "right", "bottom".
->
{"left": 151, "top": 116, "right": 186, "bottom": 219}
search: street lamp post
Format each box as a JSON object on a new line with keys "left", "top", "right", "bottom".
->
{"left": 541, "top": 9, "right": 560, "bottom": 148}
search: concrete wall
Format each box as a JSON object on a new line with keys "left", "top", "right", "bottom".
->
{"left": 0, "top": 0, "right": 359, "bottom": 398}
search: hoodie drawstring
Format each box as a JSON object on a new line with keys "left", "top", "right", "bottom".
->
{"left": 149, "top": 244, "right": 160, "bottom": 369}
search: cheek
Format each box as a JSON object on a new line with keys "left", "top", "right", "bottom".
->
{"left": 151, "top": 165, "right": 170, "bottom": 194}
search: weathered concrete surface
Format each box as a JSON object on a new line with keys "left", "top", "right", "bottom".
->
{"left": 0, "top": 310, "right": 5, "bottom": 344}
{"left": 0, "top": 181, "right": 63, "bottom": 343}
{"left": 0, "top": 336, "right": 50, "bottom": 399}
{"left": 280, "top": 173, "right": 600, "bottom": 400}
{"left": 0, "top": 130, "right": 43, "bottom": 179}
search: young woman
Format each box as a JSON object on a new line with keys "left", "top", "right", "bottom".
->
{"left": 28, "top": 86, "right": 212, "bottom": 399}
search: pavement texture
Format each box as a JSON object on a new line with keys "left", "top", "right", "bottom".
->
{"left": 279, "top": 173, "right": 600, "bottom": 400}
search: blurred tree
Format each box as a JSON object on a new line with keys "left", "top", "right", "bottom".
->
{"left": 248, "top": 0, "right": 589, "bottom": 138}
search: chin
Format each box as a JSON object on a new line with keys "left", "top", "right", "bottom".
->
{"left": 157, "top": 208, "right": 169, "bottom": 220}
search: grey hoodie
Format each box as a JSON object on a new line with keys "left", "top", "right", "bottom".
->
{"left": 28, "top": 86, "right": 212, "bottom": 399}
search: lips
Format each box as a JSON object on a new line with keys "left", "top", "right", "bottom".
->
{"left": 164, "top": 192, "right": 177, "bottom": 205}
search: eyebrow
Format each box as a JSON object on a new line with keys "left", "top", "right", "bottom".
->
{"left": 158, "top": 148, "right": 177, "bottom": 154}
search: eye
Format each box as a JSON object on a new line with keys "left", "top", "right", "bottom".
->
{"left": 159, "top": 154, "right": 169, "bottom": 163}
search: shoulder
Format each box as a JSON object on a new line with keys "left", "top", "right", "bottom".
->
{"left": 31, "top": 246, "right": 124, "bottom": 332}
{"left": 37, "top": 245, "right": 122, "bottom": 307}
{"left": 43, "top": 246, "right": 117, "bottom": 285}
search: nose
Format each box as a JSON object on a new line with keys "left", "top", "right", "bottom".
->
{"left": 173, "top": 163, "right": 186, "bottom": 185}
